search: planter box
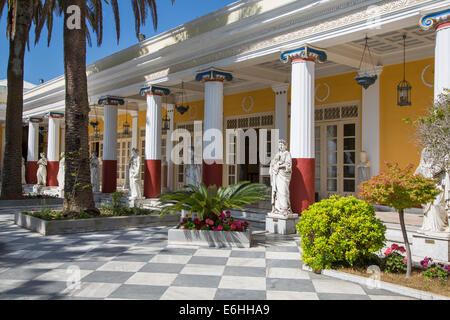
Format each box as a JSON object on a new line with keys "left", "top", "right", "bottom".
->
{"left": 168, "top": 227, "right": 252, "bottom": 248}
{"left": 15, "top": 212, "right": 179, "bottom": 236}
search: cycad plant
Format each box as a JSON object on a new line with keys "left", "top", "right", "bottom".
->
{"left": 158, "top": 181, "right": 268, "bottom": 222}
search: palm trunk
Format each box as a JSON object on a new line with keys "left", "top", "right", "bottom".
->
{"left": 62, "top": 0, "right": 98, "bottom": 215}
{"left": 398, "top": 209, "right": 412, "bottom": 278}
{"left": 0, "top": 1, "right": 33, "bottom": 200}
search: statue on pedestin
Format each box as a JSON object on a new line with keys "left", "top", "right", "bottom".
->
{"left": 129, "top": 148, "right": 143, "bottom": 200}
{"left": 36, "top": 152, "right": 48, "bottom": 186}
{"left": 90, "top": 151, "right": 100, "bottom": 193}
{"left": 185, "top": 147, "right": 201, "bottom": 188}
{"left": 415, "top": 148, "right": 450, "bottom": 233}
{"left": 269, "top": 139, "right": 293, "bottom": 217}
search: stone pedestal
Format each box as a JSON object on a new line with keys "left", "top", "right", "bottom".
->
{"left": 412, "top": 231, "right": 450, "bottom": 262}
{"left": 266, "top": 213, "right": 299, "bottom": 235}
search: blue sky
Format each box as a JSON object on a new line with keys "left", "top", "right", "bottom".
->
{"left": 0, "top": 0, "right": 237, "bottom": 84}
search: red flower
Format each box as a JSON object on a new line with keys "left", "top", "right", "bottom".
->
{"left": 231, "top": 224, "right": 236, "bottom": 230}
{"left": 226, "top": 211, "right": 231, "bottom": 218}
{"left": 398, "top": 247, "right": 406, "bottom": 253}
{"left": 403, "top": 258, "right": 407, "bottom": 264}
{"left": 384, "top": 248, "right": 392, "bottom": 256}
{"left": 391, "top": 244, "right": 399, "bottom": 250}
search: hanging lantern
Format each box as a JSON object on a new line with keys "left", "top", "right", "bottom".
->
{"left": 123, "top": 103, "right": 131, "bottom": 136}
{"left": 355, "top": 36, "right": 378, "bottom": 89}
{"left": 175, "top": 81, "right": 190, "bottom": 115}
{"left": 397, "top": 34, "right": 412, "bottom": 106}
{"left": 90, "top": 104, "right": 101, "bottom": 139}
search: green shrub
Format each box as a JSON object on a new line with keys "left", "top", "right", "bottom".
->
{"left": 296, "top": 195, "right": 386, "bottom": 272}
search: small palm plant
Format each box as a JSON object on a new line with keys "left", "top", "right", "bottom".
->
{"left": 158, "top": 181, "right": 268, "bottom": 222}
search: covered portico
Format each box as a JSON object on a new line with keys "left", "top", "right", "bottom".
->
{"left": 21, "top": 0, "right": 450, "bottom": 214}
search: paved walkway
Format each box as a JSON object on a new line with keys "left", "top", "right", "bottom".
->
{"left": 0, "top": 209, "right": 415, "bottom": 300}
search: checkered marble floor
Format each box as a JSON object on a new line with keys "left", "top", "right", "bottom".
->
{"left": 0, "top": 212, "right": 415, "bottom": 300}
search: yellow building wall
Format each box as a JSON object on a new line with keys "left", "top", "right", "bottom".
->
{"left": 379, "top": 57, "right": 434, "bottom": 170}
{"left": 223, "top": 87, "right": 275, "bottom": 117}
{"left": 315, "top": 72, "right": 362, "bottom": 106}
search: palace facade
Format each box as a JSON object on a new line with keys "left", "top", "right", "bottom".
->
{"left": 4, "top": 0, "right": 449, "bottom": 214}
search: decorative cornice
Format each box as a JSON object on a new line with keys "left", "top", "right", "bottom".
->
{"left": 44, "top": 112, "right": 64, "bottom": 119}
{"left": 419, "top": 8, "right": 450, "bottom": 30}
{"left": 139, "top": 86, "right": 170, "bottom": 96}
{"left": 27, "top": 117, "right": 43, "bottom": 124}
{"left": 281, "top": 45, "right": 327, "bottom": 64}
{"left": 98, "top": 96, "right": 125, "bottom": 106}
{"left": 195, "top": 69, "right": 233, "bottom": 82}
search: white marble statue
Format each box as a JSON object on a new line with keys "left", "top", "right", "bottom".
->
{"left": 36, "top": 152, "right": 48, "bottom": 186}
{"left": 357, "top": 151, "right": 371, "bottom": 187}
{"left": 90, "top": 151, "right": 100, "bottom": 193}
{"left": 129, "top": 148, "right": 143, "bottom": 200}
{"left": 269, "top": 139, "right": 293, "bottom": 216}
{"left": 415, "top": 148, "right": 450, "bottom": 233}
{"left": 57, "top": 153, "right": 65, "bottom": 196}
{"left": 21, "top": 157, "right": 26, "bottom": 185}
{"left": 185, "top": 147, "right": 201, "bottom": 187}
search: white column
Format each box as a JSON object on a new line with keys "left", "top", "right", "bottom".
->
{"left": 131, "top": 112, "right": 139, "bottom": 150}
{"left": 434, "top": 23, "right": 450, "bottom": 99}
{"left": 291, "top": 60, "right": 315, "bottom": 159}
{"left": 166, "top": 104, "right": 175, "bottom": 191}
{"left": 145, "top": 94, "right": 162, "bottom": 161}
{"left": 362, "top": 68, "right": 382, "bottom": 177}
{"left": 204, "top": 81, "right": 224, "bottom": 151}
{"left": 272, "top": 84, "right": 289, "bottom": 142}
{"left": 103, "top": 105, "right": 118, "bottom": 162}
{"left": 27, "top": 122, "right": 40, "bottom": 162}
{"left": 47, "top": 117, "right": 61, "bottom": 163}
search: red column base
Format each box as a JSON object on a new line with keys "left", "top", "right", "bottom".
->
{"left": 290, "top": 158, "right": 315, "bottom": 214}
{"left": 102, "top": 160, "right": 117, "bottom": 194}
{"left": 202, "top": 161, "right": 222, "bottom": 188}
{"left": 26, "top": 162, "right": 38, "bottom": 185}
{"left": 47, "top": 161, "right": 59, "bottom": 187}
{"left": 144, "top": 159, "right": 162, "bottom": 199}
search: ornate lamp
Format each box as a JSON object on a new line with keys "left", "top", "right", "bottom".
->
{"left": 123, "top": 103, "right": 131, "bottom": 136}
{"left": 162, "top": 95, "right": 170, "bottom": 133}
{"left": 355, "top": 36, "right": 378, "bottom": 89}
{"left": 397, "top": 34, "right": 412, "bottom": 106}
{"left": 90, "top": 104, "right": 101, "bottom": 139}
{"left": 175, "top": 81, "right": 190, "bottom": 115}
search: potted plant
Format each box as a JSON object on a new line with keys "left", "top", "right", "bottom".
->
{"left": 158, "top": 181, "right": 267, "bottom": 247}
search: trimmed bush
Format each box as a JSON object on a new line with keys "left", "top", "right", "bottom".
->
{"left": 296, "top": 195, "right": 386, "bottom": 272}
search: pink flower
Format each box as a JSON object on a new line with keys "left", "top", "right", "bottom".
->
{"left": 403, "top": 258, "right": 407, "bottom": 264}
{"left": 220, "top": 213, "right": 226, "bottom": 218}
{"left": 231, "top": 224, "right": 236, "bottom": 230}
{"left": 205, "top": 219, "right": 214, "bottom": 226}
{"left": 217, "top": 225, "right": 223, "bottom": 231}
{"left": 226, "top": 211, "right": 231, "bottom": 218}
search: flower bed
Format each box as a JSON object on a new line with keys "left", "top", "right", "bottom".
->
{"left": 178, "top": 211, "right": 249, "bottom": 232}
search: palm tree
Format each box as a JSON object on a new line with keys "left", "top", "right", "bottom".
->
{"left": 0, "top": 0, "right": 43, "bottom": 200}
{"left": 37, "top": 0, "right": 172, "bottom": 215}
{"left": 158, "top": 182, "right": 268, "bottom": 222}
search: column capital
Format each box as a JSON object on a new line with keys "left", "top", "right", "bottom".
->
{"left": 195, "top": 68, "right": 233, "bottom": 82}
{"left": 140, "top": 85, "right": 170, "bottom": 96}
{"left": 281, "top": 45, "right": 327, "bottom": 64}
{"left": 419, "top": 9, "right": 450, "bottom": 31}
{"left": 44, "top": 112, "right": 64, "bottom": 119}
{"left": 98, "top": 96, "right": 125, "bottom": 106}
{"left": 272, "top": 83, "right": 290, "bottom": 95}
{"left": 26, "top": 117, "right": 43, "bottom": 124}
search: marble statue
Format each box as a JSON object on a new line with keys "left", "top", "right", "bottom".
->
{"left": 21, "top": 157, "right": 26, "bottom": 185}
{"left": 185, "top": 147, "right": 201, "bottom": 187}
{"left": 415, "top": 148, "right": 450, "bottom": 233}
{"left": 36, "top": 152, "right": 48, "bottom": 186}
{"left": 357, "top": 151, "right": 371, "bottom": 187}
{"left": 90, "top": 151, "right": 100, "bottom": 193}
{"left": 57, "top": 153, "right": 65, "bottom": 196}
{"left": 129, "top": 148, "right": 143, "bottom": 200}
{"left": 269, "top": 139, "right": 293, "bottom": 216}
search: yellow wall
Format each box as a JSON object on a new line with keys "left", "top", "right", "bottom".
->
{"left": 223, "top": 87, "right": 275, "bottom": 117}
{"left": 315, "top": 72, "right": 362, "bottom": 106}
{"left": 379, "top": 58, "right": 434, "bottom": 170}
